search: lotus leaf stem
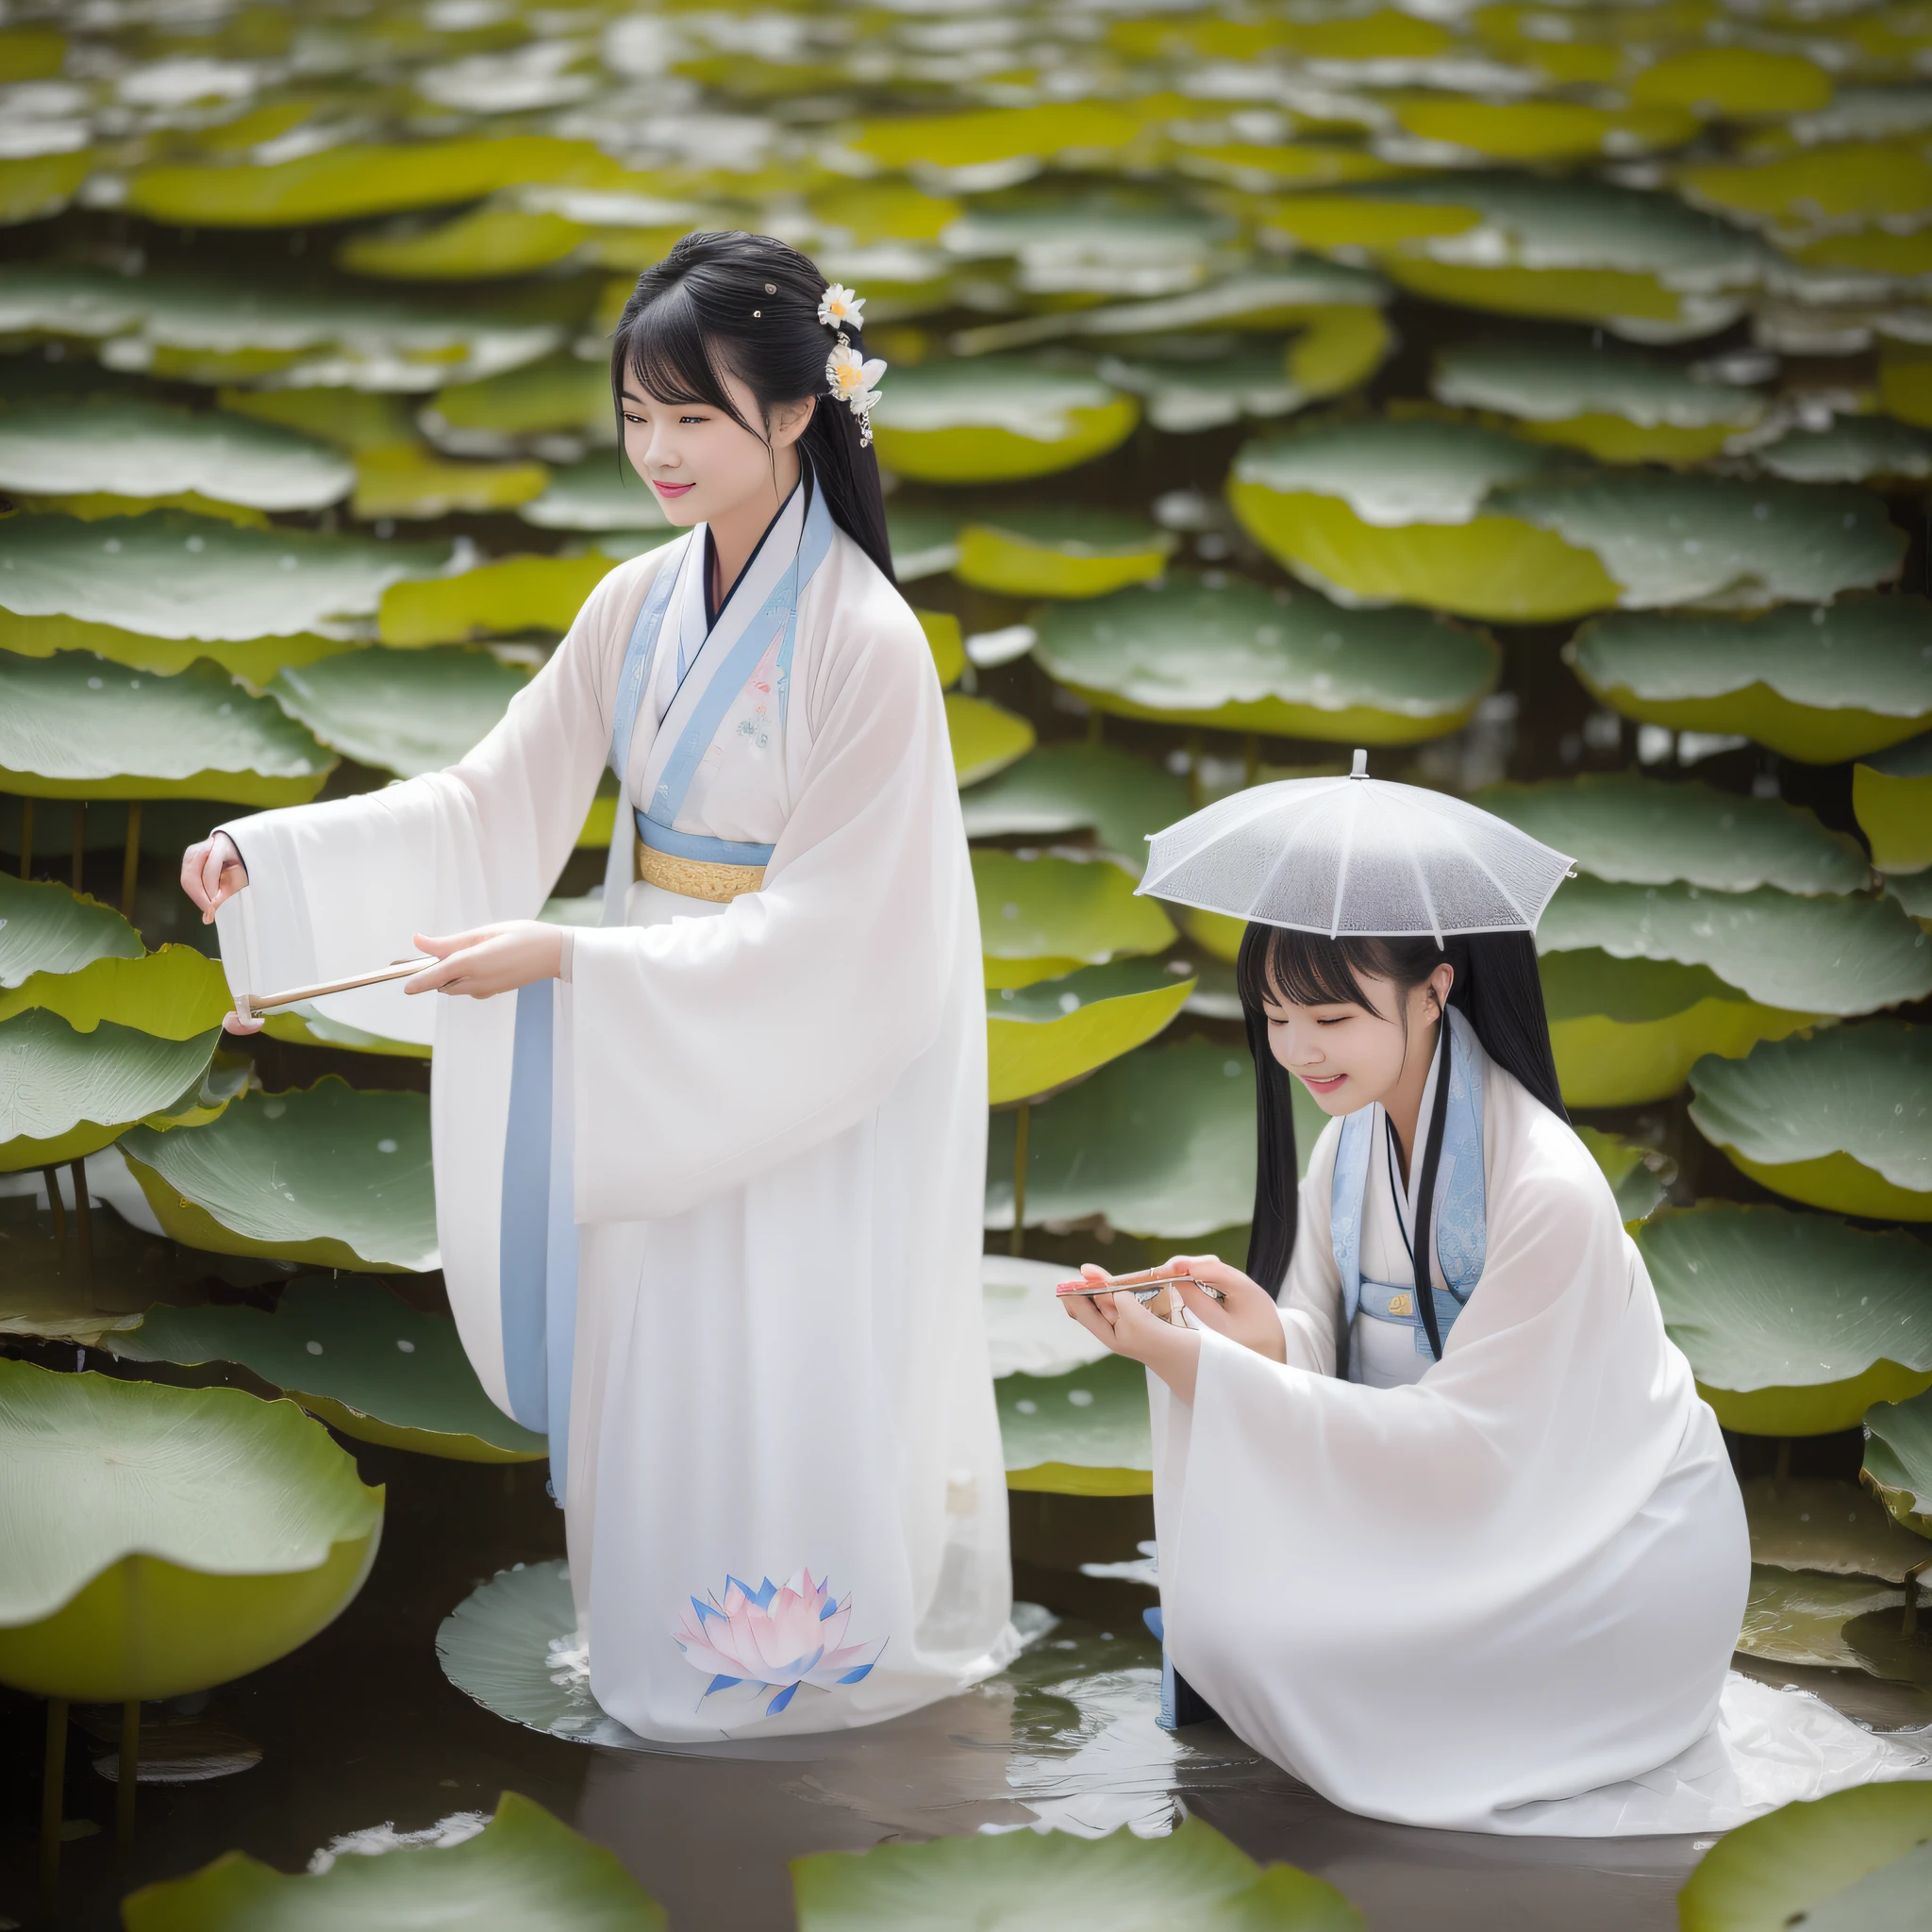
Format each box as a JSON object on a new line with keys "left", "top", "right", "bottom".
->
{"left": 40, "top": 1697, "right": 65, "bottom": 1907}
{"left": 42, "top": 1166, "right": 65, "bottom": 1257}
{"left": 71, "top": 803, "right": 85, "bottom": 893}
{"left": 18, "top": 797, "right": 32, "bottom": 879}
{"left": 70, "top": 1161, "right": 93, "bottom": 1310}
{"left": 1244, "top": 734, "right": 1260, "bottom": 789}
{"left": 117, "top": 1701, "right": 139, "bottom": 1850}
{"left": 1905, "top": 1560, "right": 1926, "bottom": 1641}
{"left": 1010, "top": 1101, "right": 1031, "bottom": 1258}
{"left": 1774, "top": 1438, "right": 1791, "bottom": 1484}
{"left": 122, "top": 803, "right": 142, "bottom": 921}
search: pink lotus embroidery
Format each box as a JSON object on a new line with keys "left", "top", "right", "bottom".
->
{"left": 674, "top": 1571, "right": 884, "bottom": 1715}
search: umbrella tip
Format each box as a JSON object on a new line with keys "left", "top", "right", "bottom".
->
{"left": 1349, "top": 749, "right": 1368, "bottom": 779}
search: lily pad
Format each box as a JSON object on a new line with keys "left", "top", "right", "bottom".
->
{"left": 0, "top": 1359, "right": 382, "bottom": 1703}
{"left": 1633, "top": 47, "right": 1832, "bottom": 119}
{"left": 1857, "top": 731, "right": 1932, "bottom": 876}
{"left": 1388, "top": 96, "right": 1697, "bottom": 164}
{"left": 1431, "top": 336, "right": 1764, "bottom": 464}
{"left": 1033, "top": 573, "right": 1500, "bottom": 743}
{"left": 1738, "top": 1567, "right": 1905, "bottom": 1669}
{"left": 338, "top": 202, "right": 593, "bottom": 282}
{"left": 258, "top": 1004, "right": 431, "bottom": 1062}
{"left": 425, "top": 355, "right": 615, "bottom": 457}
{"left": 1475, "top": 776, "right": 1870, "bottom": 896}
{"left": 886, "top": 507, "right": 960, "bottom": 581}
{"left": 948, "top": 693, "right": 1037, "bottom": 789}
{"left": 957, "top": 743, "right": 1190, "bottom": 874}
{"left": 1743, "top": 1478, "right": 1931, "bottom": 1581}
{"left": 998, "top": 1354, "right": 1154, "bottom": 1497}
{"left": 518, "top": 456, "right": 672, "bottom": 532}
{"left": 840, "top": 101, "right": 1148, "bottom": 180}
{"left": 122, "top": 1791, "right": 664, "bottom": 1932}
{"left": 0, "top": 399, "right": 354, "bottom": 512}
{"left": 974, "top": 849, "right": 1177, "bottom": 991}
{"left": 0, "top": 1012, "right": 222, "bottom": 1173}
{"left": 1098, "top": 328, "right": 1386, "bottom": 436}
{"left": 1568, "top": 600, "right": 1932, "bottom": 764}
{"left": 1687, "top": 1023, "right": 1932, "bottom": 1221}
{"left": 1677, "top": 1783, "right": 1932, "bottom": 1932}
{"left": 350, "top": 446, "right": 549, "bottom": 522}
{"left": 1679, "top": 140, "right": 1932, "bottom": 234}
{"left": 987, "top": 1037, "right": 1275, "bottom": 1239}
{"left": 989, "top": 958, "right": 1196, "bottom": 1108}
{"left": 1863, "top": 1390, "right": 1932, "bottom": 1541}
{"left": 111, "top": 1279, "right": 546, "bottom": 1464}
{"left": 1752, "top": 417, "right": 1932, "bottom": 487}
{"left": 1574, "top": 1125, "right": 1668, "bottom": 1224}
{"left": 0, "top": 651, "right": 333, "bottom": 805}
{"left": 377, "top": 554, "right": 616, "bottom": 647}
{"left": 870, "top": 358, "right": 1139, "bottom": 484}
{"left": 120, "top": 1079, "right": 439, "bottom": 1274}
{"left": 268, "top": 647, "right": 530, "bottom": 779}
{"left": 940, "top": 196, "right": 1237, "bottom": 300}
{"left": 1637, "top": 1203, "right": 1932, "bottom": 1434}
{"left": 955, "top": 506, "right": 1175, "bottom": 600}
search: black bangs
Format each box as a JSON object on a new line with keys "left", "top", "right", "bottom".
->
{"left": 614, "top": 282, "right": 752, "bottom": 432}
{"left": 1235, "top": 924, "right": 1426, "bottom": 1022}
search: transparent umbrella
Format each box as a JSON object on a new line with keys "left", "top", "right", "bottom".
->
{"left": 1137, "top": 749, "right": 1574, "bottom": 941}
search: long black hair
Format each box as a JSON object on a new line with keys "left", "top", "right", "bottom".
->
{"left": 609, "top": 230, "right": 896, "bottom": 585}
{"left": 1237, "top": 925, "right": 1566, "bottom": 1307}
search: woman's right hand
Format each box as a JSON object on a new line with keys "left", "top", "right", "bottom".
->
{"left": 1164, "top": 1255, "right": 1290, "bottom": 1365}
{"left": 180, "top": 832, "right": 247, "bottom": 924}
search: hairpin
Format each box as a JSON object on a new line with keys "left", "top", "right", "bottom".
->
{"left": 818, "top": 284, "right": 885, "bottom": 447}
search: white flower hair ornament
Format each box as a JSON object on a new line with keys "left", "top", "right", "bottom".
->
{"left": 819, "top": 283, "right": 885, "bottom": 447}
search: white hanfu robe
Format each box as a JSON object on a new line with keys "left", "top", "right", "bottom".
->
{"left": 213, "top": 478, "right": 1016, "bottom": 1740}
{"left": 1151, "top": 1035, "right": 1932, "bottom": 1833}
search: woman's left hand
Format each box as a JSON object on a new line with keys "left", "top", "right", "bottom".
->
{"left": 1059, "top": 1264, "right": 1202, "bottom": 1405}
{"left": 405, "top": 923, "right": 563, "bottom": 1001}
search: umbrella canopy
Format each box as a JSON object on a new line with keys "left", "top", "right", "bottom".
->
{"left": 1138, "top": 749, "right": 1574, "bottom": 941}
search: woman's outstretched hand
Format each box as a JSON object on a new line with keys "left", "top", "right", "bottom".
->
{"left": 180, "top": 831, "right": 247, "bottom": 924}
{"left": 405, "top": 923, "right": 564, "bottom": 1002}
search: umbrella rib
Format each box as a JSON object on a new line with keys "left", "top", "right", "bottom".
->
{"left": 1437, "top": 808, "right": 1537, "bottom": 928}
{"left": 1326, "top": 781, "right": 1359, "bottom": 939}
{"left": 1245, "top": 800, "right": 1330, "bottom": 923}
{"left": 1403, "top": 836, "right": 1444, "bottom": 948}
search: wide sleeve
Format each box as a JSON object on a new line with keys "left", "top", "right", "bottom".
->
{"left": 1276, "top": 1119, "right": 1344, "bottom": 1376}
{"left": 566, "top": 599, "right": 970, "bottom": 1223}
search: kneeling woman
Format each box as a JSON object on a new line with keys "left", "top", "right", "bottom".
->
{"left": 1064, "top": 777, "right": 1922, "bottom": 1833}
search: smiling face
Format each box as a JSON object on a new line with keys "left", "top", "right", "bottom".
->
{"left": 620, "top": 360, "right": 814, "bottom": 531}
{"left": 1263, "top": 964, "right": 1454, "bottom": 1117}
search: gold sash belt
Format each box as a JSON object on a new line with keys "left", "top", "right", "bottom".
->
{"left": 636, "top": 839, "right": 765, "bottom": 903}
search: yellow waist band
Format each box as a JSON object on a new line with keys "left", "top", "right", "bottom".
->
{"left": 636, "top": 840, "right": 765, "bottom": 902}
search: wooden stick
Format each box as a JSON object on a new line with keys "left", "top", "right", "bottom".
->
{"left": 238, "top": 958, "right": 433, "bottom": 1019}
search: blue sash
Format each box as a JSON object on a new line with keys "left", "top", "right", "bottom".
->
{"left": 1330, "top": 1007, "right": 1486, "bottom": 1375}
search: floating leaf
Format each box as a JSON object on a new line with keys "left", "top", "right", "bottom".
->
{"left": 0, "top": 1360, "right": 382, "bottom": 1703}
{"left": 1752, "top": 417, "right": 1932, "bottom": 486}
{"left": 111, "top": 1280, "right": 546, "bottom": 1464}
{"left": 958, "top": 743, "right": 1190, "bottom": 874}
{"left": 1839, "top": 1611, "right": 1932, "bottom": 1693}
{"left": 1856, "top": 730, "right": 1932, "bottom": 876}
{"left": 268, "top": 647, "right": 529, "bottom": 779}
{"left": 0, "top": 399, "right": 354, "bottom": 512}
{"left": 1738, "top": 1566, "right": 1905, "bottom": 1669}
{"left": 870, "top": 358, "right": 1139, "bottom": 484}
{"left": 0, "top": 652, "right": 334, "bottom": 805}
{"left": 1034, "top": 573, "right": 1500, "bottom": 742}
{"left": 1880, "top": 341, "right": 1932, "bottom": 431}
{"left": 120, "top": 1079, "right": 439, "bottom": 1274}
{"left": 518, "top": 455, "right": 673, "bottom": 531}
{"left": 1677, "top": 1784, "right": 1932, "bottom": 1932}
{"left": 1475, "top": 776, "right": 1870, "bottom": 895}
{"left": 940, "top": 195, "right": 1237, "bottom": 299}
{"left": 1742, "top": 1478, "right": 1930, "bottom": 1581}
{"left": 1632, "top": 48, "right": 1833, "bottom": 118}
{"left": 350, "top": 446, "right": 548, "bottom": 522}
{"left": 122, "top": 1791, "right": 664, "bottom": 1932}
{"left": 886, "top": 507, "right": 960, "bottom": 581}
{"left": 989, "top": 958, "right": 1195, "bottom": 1107}
{"left": 981, "top": 1255, "right": 1109, "bottom": 1383}
{"left": 1388, "top": 96, "right": 1696, "bottom": 163}
{"left": 378, "top": 554, "right": 615, "bottom": 646}
{"left": 338, "top": 202, "right": 591, "bottom": 281}
{"left": 947, "top": 692, "right": 1036, "bottom": 789}
{"left": 258, "top": 1003, "right": 430, "bottom": 1062}
{"left": 1862, "top": 1390, "right": 1932, "bottom": 1540}
{"left": 425, "top": 355, "right": 615, "bottom": 455}
{"left": 1568, "top": 600, "right": 1932, "bottom": 765}
{"left": 1688, "top": 1023, "right": 1932, "bottom": 1221}
{"left": 997, "top": 1355, "right": 1154, "bottom": 1497}
{"left": 0, "top": 1012, "right": 221, "bottom": 1172}
{"left": 1098, "top": 337, "right": 1326, "bottom": 436}
{"left": 840, "top": 102, "right": 1148, "bottom": 178}
{"left": 1679, "top": 141, "right": 1932, "bottom": 232}
{"left": 974, "top": 849, "right": 1177, "bottom": 991}
{"left": 955, "top": 506, "right": 1175, "bottom": 600}
{"left": 0, "top": 874, "right": 142, "bottom": 985}
{"left": 917, "top": 609, "right": 964, "bottom": 689}
{"left": 1574, "top": 1125, "right": 1667, "bottom": 1224}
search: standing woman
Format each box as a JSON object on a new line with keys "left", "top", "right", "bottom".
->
{"left": 180, "top": 233, "right": 1015, "bottom": 1740}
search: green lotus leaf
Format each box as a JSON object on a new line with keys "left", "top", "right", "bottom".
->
{"left": 886, "top": 507, "right": 960, "bottom": 582}
{"left": 268, "top": 646, "right": 530, "bottom": 779}
{"left": 1430, "top": 336, "right": 1763, "bottom": 464}
{"left": 957, "top": 742, "right": 1190, "bottom": 874}
{"left": 1637, "top": 1203, "right": 1932, "bottom": 1435}
{"left": 122, "top": 1790, "right": 664, "bottom": 1932}
{"left": 0, "top": 1011, "right": 221, "bottom": 1173}
{"left": 0, "top": 651, "right": 334, "bottom": 805}
{"left": 111, "top": 1279, "right": 546, "bottom": 1464}
{"left": 218, "top": 386, "right": 417, "bottom": 454}
{"left": 1687, "top": 1023, "right": 1932, "bottom": 1221}
{"left": 1574, "top": 1125, "right": 1667, "bottom": 1224}
{"left": 1033, "top": 572, "right": 1500, "bottom": 742}
{"left": 259, "top": 1003, "right": 431, "bottom": 1061}
{"left": 350, "top": 446, "right": 549, "bottom": 523}
{"left": 1489, "top": 472, "right": 1905, "bottom": 610}
{"left": 0, "top": 874, "right": 141, "bottom": 984}
{"left": 0, "top": 1359, "right": 382, "bottom": 1703}
{"left": 0, "top": 399, "right": 354, "bottom": 512}
{"left": 1737, "top": 1566, "right": 1905, "bottom": 1669}
{"left": 1752, "top": 416, "right": 1932, "bottom": 486}
{"left": 1227, "top": 418, "right": 1620, "bottom": 622}
{"left": 870, "top": 358, "right": 1139, "bottom": 484}
{"left": 1568, "top": 599, "right": 1932, "bottom": 764}
{"left": 793, "top": 1809, "right": 1361, "bottom": 1930}
{"left": 519, "top": 455, "right": 673, "bottom": 532}
{"left": 338, "top": 202, "right": 593, "bottom": 281}
{"left": 1096, "top": 340, "right": 1315, "bottom": 436}
{"left": 1862, "top": 1390, "right": 1932, "bottom": 1540}
{"left": 378, "top": 554, "right": 616, "bottom": 647}
{"left": 1679, "top": 141, "right": 1932, "bottom": 231}
{"left": 1744, "top": 1477, "right": 1932, "bottom": 1579}
{"left": 986, "top": 1036, "right": 1303, "bottom": 1238}
{"left": 425, "top": 355, "right": 615, "bottom": 452}
{"left": 974, "top": 848, "right": 1177, "bottom": 990}
{"left": 0, "top": 512, "right": 449, "bottom": 645}
{"left": 1839, "top": 1609, "right": 1932, "bottom": 1691}
{"left": 120, "top": 1078, "right": 438, "bottom": 1274}
{"left": 916, "top": 609, "right": 964, "bottom": 688}
{"left": 939, "top": 195, "right": 1238, "bottom": 298}
{"left": 1855, "top": 730, "right": 1932, "bottom": 874}
{"left": 1677, "top": 1784, "right": 1932, "bottom": 1932}
{"left": 1538, "top": 877, "right": 1932, "bottom": 1017}
{"left": 1475, "top": 776, "right": 1870, "bottom": 895}
{"left": 998, "top": 1354, "right": 1154, "bottom": 1496}
{"left": 1635, "top": 46, "right": 1832, "bottom": 117}
{"left": 989, "top": 958, "right": 1195, "bottom": 1106}
{"left": 1389, "top": 96, "right": 1697, "bottom": 164}
{"left": 947, "top": 692, "right": 1037, "bottom": 789}
{"left": 1880, "top": 341, "right": 1932, "bottom": 431}
{"left": 841, "top": 101, "right": 1148, "bottom": 175}
{"left": 954, "top": 506, "right": 1176, "bottom": 600}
